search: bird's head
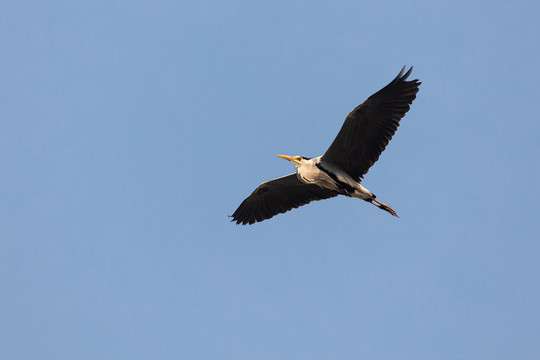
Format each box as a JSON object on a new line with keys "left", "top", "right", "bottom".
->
{"left": 277, "top": 154, "right": 310, "bottom": 167}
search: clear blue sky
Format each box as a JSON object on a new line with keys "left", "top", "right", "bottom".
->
{"left": 2, "top": 1, "right": 539, "bottom": 359}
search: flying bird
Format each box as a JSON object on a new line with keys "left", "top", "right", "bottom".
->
{"left": 231, "top": 67, "right": 420, "bottom": 225}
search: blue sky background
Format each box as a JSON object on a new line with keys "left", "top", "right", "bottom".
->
{"left": 2, "top": 1, "right": 540, "bottom": 359}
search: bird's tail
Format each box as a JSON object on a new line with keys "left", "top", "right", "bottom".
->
{"left": 371, "top": 199, "right": 399, "bottom": 218}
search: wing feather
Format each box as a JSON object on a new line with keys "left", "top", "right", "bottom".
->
{"left": 322, "top": 66, "right": 421, "bottom": 181}
{"left": 231, "top": 174, "right": 338, "bottom": 225}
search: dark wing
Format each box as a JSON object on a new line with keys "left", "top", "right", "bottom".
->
{"left": 322, "top": 66, "right": 421, "bottom": 181}
{"left": 231, "top": 174, "right": 339, "bottom": 225}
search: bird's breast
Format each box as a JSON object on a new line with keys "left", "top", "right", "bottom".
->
{"left": 297, "top": 163, "right": 341, "bottom": 190}
{"left": 296, "top": 164, "right": 320, "bottom": 184}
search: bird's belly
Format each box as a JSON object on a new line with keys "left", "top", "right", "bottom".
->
{"left": 298, "top": 166, "right": 353, "bottom": 192}
{"left": 297, "top": 161, "right": 374, "bottom": 199}
{"left": 297, "top": 166, "right": 335, "bottom": 188}
{"left": 319, "top": 167, "right": 373, "bottom": 199}
{"left": 314, "top": 171, "right": 341, "bottom": 190}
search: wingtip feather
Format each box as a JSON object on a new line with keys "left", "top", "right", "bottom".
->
{"left": 402, "top": 66, "right": 413, "bottom": 80}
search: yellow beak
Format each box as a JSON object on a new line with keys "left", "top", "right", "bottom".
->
{"left": 277, "top": 154, "right": 296, "bottom": 162}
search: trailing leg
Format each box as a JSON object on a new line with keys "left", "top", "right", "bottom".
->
{"left": 371, "top": 198, "right": 399, "bottom": 217}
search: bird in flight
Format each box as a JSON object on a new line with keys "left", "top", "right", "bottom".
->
{"left": 231, "top": 67, "right": 421, "bottom": 225}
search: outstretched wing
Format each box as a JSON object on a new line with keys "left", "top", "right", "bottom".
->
{"left": 322, "top": 66, "right": 421, "bottom": 181}
{"left": 231, "top": 174, "right": 339, "bottom": 225}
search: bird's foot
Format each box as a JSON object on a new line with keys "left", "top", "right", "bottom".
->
{"left": 372, "top": 199, "right": 399, "bottom": 218}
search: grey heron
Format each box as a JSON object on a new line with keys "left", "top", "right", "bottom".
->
{"left": 231, "top": 67, "right": 421, "bottom": 225}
